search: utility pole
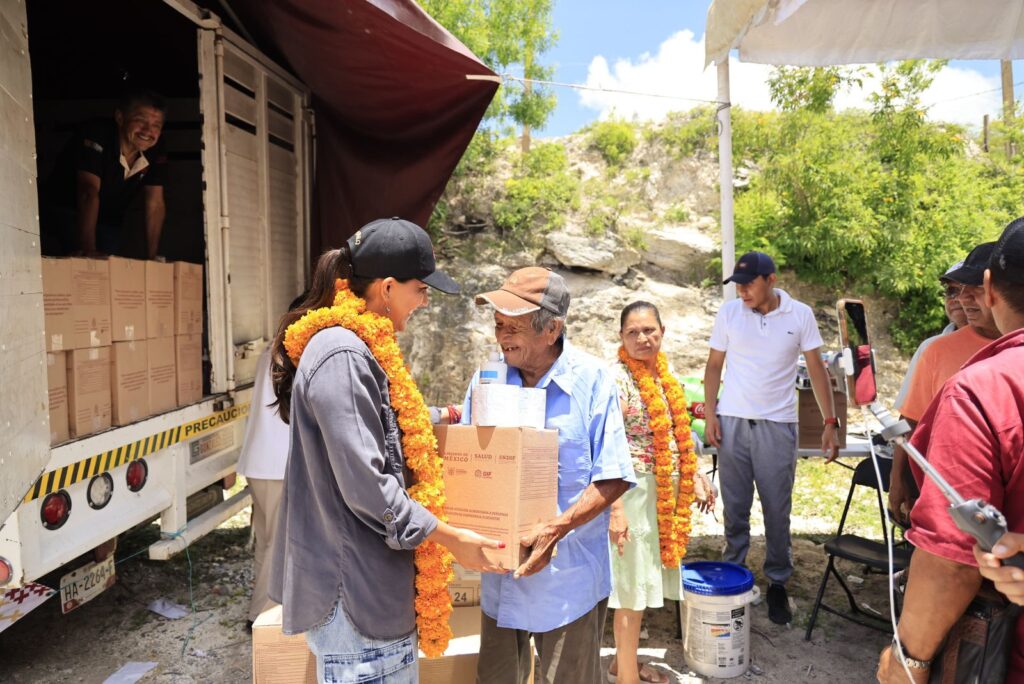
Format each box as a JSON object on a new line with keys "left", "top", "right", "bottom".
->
{"left": 1002, "top": 60, "right": 1014, "bottom": 158}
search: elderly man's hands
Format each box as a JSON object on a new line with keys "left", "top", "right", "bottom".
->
{"left": 515, "top": 520, "right": 566, "bottom": 579}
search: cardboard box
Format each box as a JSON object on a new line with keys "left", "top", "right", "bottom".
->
{"left": 146, "top": 261, "right": 175, "bottom": 338}
{"left": 148, "top": 336, "right": 177, "bottom": 414}
{"left": 435, "top": 426, "right": 559, "bottom": 570}
{"left": 173, "top": 261, "right": 203, "bottom": 335}
{"left": 67, "top": 347, "right": 111, "bottom": 438}
{"left": 109, "top": 257, "right": 147, "bottom": 341}
{"left": 252, "top": 605, "right": 317, "bottom": 684}
{"left": 70, "top": 258, "right": 112, "bottom": 348}
{"left": 41, "top": 258, "right": 74, "bottom": 352}
{"left": 46, "top": 352, "right": 69, "bottom": 445}
{"left": 175, "top": 334, "right": 202, "bottom": 406}
{"left": 251, "top": 605, "right": 504, "bottom": 684}
{"left": 450, "top": 563, "right": 482, "bottom": 606}
{"left": 798, "top": 389, "right": 847, "bottom": 449}
{"left": 111, "top": 341, "right": 150, "bottom": 426}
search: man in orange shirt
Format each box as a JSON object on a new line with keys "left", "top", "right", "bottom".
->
{"left": 889, "top": 242, "right": 1002, "bottom": 524}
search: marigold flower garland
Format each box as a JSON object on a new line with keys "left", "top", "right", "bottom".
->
{"left": 618, "top": 346, "right": 699, "bottom": 567}
{"left": 285, "top": 280, "right": 453, "bottom": 657}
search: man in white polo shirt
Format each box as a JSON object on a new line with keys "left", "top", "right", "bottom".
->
{"left": 703, "top": 251, "right": 839, "bottom": 625}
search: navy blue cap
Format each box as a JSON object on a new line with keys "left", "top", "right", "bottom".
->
{"left": 347, "top": 217, "right": 459, "bottom": 294}
{"left": 944, "top": 242, "right": 996, "bottom": 287}
{"left": 682, "top": 561, "right": 754, "bottom": 596}
{"left": 723, "top": 251, "right": 776, "bottom": 285}
{"left": 992, "top": 219, "right": 1024, "bottom": 284}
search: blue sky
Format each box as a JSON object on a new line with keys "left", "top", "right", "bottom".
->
{"left": 537, "top": 0, "right": 1020, "bottom": 137}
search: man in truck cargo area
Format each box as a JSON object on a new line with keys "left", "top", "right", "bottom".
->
{"left": 459, "top": 266, "right": 636, "bottom": 684}
{"left": 39, "top": 89, "right": 168, "bottom": 259}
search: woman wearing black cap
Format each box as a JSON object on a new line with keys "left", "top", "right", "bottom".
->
{"left": 266, "top": 218, "right": 505, "bottom": 683}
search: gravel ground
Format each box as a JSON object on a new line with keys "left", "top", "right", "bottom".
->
{"left": 1, "top": 460, "right": 895, "bottom": 683}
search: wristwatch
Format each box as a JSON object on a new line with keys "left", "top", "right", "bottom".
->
{"left": 892, "top": 638, "right": 931, "bottom": 670}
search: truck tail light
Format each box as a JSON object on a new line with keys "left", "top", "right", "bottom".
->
{"left": 0, "top": 557, "right": 12, "bottom": 586}
{"left": 41, "top": 491, "right": 71, "bottom": 530}
{"left": 126, "top": 459, "right": 148, "bottom": 492}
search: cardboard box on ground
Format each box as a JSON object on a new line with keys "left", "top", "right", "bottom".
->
{"left": 252, "top": 604, "right": 533, "bottom": 684}
{"left": 434, "top": 425, "right": 559, "bottom": 570}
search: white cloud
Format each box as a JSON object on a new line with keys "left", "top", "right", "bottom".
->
{"left": 579, "top": 30, "right": 1002, "bottom": 128}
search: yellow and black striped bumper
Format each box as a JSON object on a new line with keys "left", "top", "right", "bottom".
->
{"left": 24, "top": 403, "right": 251, "bottom": 503}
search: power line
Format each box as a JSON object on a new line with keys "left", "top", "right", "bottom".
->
{"left": 923, "top": 80, "right": 1024, "bottom": 108}
{"left": 499, "top": 73, "right": 728, "bottom": 106}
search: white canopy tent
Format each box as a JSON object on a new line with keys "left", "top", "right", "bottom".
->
{"left": 704, "top": 0, "right": 1024, "bottom": 297}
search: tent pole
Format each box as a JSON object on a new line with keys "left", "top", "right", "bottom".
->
{"left": 717, "top": 58, "right": 736, "bottom": 301}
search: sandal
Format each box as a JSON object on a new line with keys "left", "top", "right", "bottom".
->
{"left": 606, "top": 662, "right": 669, "bottom": 684}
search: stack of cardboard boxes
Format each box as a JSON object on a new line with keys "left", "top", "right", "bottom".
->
{"left": 42, "top": 256, "right": 204, "bottom": 445}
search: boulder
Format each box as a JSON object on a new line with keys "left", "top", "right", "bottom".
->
{"left": 545, "top": 231, "right": 640, "bottom": 275}
{"left": 641, "top": 224, "right": 717, "bottom": 278}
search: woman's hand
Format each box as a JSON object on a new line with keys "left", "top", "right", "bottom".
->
{"left": 429, "top": 522, "right": 509, "bottom": 574}
{"left": 609, "top": 501, "right": 630, "bottom": 557}
{"left": 693, "top": 471, "right": 716, "bottom": 514}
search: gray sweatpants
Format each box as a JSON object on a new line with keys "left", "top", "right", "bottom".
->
{"left": 717, "top": 415, "right": 798, "bottom": 584}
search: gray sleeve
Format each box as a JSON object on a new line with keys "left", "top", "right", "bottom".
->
{"left": 305, "top": 349, "right": 437, "bottom": 550}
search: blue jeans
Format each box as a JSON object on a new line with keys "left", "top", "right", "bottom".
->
{"left": 305, "top": 595, "right": 418, "bottom": 684}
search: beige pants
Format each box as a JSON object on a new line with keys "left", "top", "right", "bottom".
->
{"left": 248, "top": 477, "right": 284, "bottom": 622}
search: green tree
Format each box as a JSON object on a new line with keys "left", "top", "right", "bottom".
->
{"left": 418, "top": 0, "right": 558, "bottom": 142}
{"left": 768, "top": 66, "right": 864, "bottom": 113}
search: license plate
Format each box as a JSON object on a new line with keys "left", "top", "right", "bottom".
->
{"left": 60, "top": 555, "right": 116, "bottom": 614}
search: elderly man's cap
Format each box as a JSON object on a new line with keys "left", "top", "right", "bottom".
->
{"left": 347, "top": 217, "right": 459, "bottom": 294}
{"left": 723, "top": 251, "right": 776, "bottom": 285}
{"left": 943, "top": 242, "right": 996, "bottom": 287}
{"left": 476, "top": 267, "right": 570, "bottom": 317}
{"left": 992, "top": 218, "right": 1024, "bottom": 284}
{"left": 938, "top": 260, "right": 965, "bottom": 284}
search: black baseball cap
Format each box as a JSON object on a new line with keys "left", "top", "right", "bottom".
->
{"left": 723, "top": 251, "right": 776, "bottom": 285}
{"left": 992, "top": 218, "right": 1024, "bottom": 284}
{"left": 347, "top": 217, "right": 460, "bottom": 294}
{"left": 944, "top": 242, "right": 996, "bottom": 286}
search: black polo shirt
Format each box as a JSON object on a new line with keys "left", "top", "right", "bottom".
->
{"left": 43, "top": 118, "right": 167, "bottom": 226}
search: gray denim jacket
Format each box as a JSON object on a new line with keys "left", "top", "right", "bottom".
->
{"left": 268, "top": 326, "right": 438, "bottom": 639}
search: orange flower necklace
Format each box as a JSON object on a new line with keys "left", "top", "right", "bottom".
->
{"left": 285, "top": 280, "right": 453, "bottom": 657}
{"left": 618, "top": 346, "right": 698, "bottom": 567}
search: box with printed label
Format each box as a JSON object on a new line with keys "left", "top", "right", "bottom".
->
{"left": 146, "top": 261, "right": 175, "bottom": 339}
{"left": 109, "top": 257, "right": 147, "bottom": 341}
{"left": 67, "top": 347, "right": 111, "bottom": 438}
{"left": 434, "top": 425, "right": 559, "bottom": 571}
{"left": 70, "top": 258, "right": 112, "bottom": 349}
{"left": 175, "top": 334, "right": 202, "bottom": 406}
{"left": 47, "top": 352, "right": 69, "bottom": 445}
{"left": 148, "top": 336, "right": 177, "bottom": 414}
{"left": 173, "top": 261, "right": 203, "bottom": 335}
{"left": 111, "top": 341, "right": 150, "bottom": 426}
{"left": 41, "top": 258, "right": 74, "bottom": 352}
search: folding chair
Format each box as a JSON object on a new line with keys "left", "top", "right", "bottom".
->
{"left": 804, "top": 456, "right": 913, "bottom": 641}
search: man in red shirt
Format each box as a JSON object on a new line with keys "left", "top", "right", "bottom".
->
{"left": 877, "top": 219, "right": 1024, "bottom": 683}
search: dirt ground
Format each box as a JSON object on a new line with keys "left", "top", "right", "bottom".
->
{"left": 0, "top": 454, "right": 897, "bottom": 684}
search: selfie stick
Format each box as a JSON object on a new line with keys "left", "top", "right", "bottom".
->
{"left": 868, "top": 402, "right": 1024, "bottom": 569}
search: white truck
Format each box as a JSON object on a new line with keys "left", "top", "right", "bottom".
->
{"left": 0, "top": 0, "right": 495, "bottom": 624}
{"left": 0, "top": 0, "right": 311, "bottom": 619}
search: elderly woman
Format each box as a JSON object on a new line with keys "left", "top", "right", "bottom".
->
{"left": 608, "top": 300, "right": 714, "bottom": 684}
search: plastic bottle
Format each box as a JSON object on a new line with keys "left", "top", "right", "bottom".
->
{"left": 478, "top": 350, "right": 507, "bottom": 385}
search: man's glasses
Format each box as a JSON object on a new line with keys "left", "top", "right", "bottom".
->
{"left": 943, "top": 284, "right": 984, "bottom": 299}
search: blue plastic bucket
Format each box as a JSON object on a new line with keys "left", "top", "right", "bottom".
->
{"left": 681, "top": 562, "right": 758, "bottom": 678}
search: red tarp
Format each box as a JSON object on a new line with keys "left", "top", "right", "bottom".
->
{"left": 231, "top": 0, "right": 498, "bottom": 253}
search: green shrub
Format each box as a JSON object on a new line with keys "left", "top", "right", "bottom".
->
{"left": 587, "top": 119, "right": 637, "bottom": 166}
{"left": 493, "top": 142, "right": 579, "bottom": 241}
{"left": 664, "top": 203, "right": 690, "bottom": 223}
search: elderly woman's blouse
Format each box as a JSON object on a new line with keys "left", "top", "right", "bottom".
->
{"left": 612, "top": 361, "right": 680, "bottom": 475}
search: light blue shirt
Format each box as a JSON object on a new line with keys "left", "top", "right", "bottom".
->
{"left": 461, "top": 340, "right": 636, "bottom": 632}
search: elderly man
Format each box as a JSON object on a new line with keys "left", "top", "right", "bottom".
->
{"left": 876, "top": 222, "right": 1024, "bottom": 682}
{"left": 460, "top": 266, "right": 635, "bottom": 684}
